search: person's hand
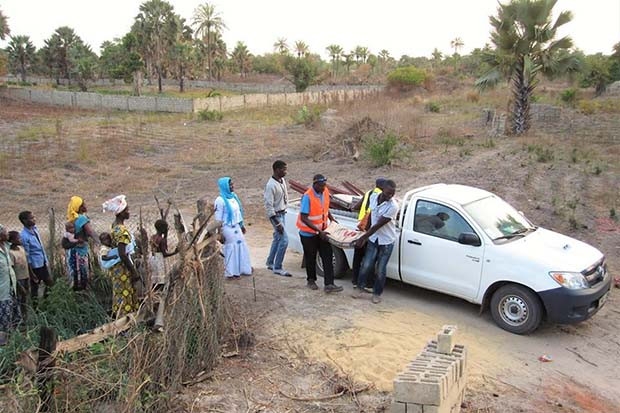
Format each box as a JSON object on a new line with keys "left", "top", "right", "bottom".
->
{"left": 276, "top": 223, "right": 284, "bottom": 234}
{"left": 30, "top": 273, "right": 40, "bottom": 284}
{"left": 241, "top": 226, "right": 247, "bottom": 234}
{"left": 318, "top": 230, "right": 329, "bottom": 240}
{"left": 354, "top": 237, "right": 367, "bottom": 248}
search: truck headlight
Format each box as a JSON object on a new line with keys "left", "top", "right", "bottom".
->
{"left": 549, "top": 271, "right": 588, "bottom": 289}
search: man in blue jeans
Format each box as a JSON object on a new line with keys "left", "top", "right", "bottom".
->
{"left": 352, "top": 180, "right": 398, "bottom": 304}
{"left": 264, "top": 160, "right": 291, "bottom": 276}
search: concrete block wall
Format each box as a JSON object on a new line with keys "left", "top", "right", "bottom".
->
{"left": 390, "top": 327, "right": 468, "bottom": 413}
{"left": 1, "top": 86, "right": 381, "bottom": 114}
{"left": 75, "top": 92, "right": 102, "bottom": 110}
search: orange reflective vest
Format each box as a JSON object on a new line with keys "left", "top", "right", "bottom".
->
{"left": 296, "top": 187, "right": 330, "bottom": 233}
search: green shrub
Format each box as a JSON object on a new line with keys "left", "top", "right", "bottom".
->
{"left": 426, "top": 101, "right": 440, "bottom": 113}
{"left": 560, "top": 88, "right": 577, "bottom": 106}
{"left": 294, "top": 105, "right": 322, "bottom": 126}
{"left": 387, "top": 66, "right": 427, "bottom": 91}
{"left": 197, "top": 109, "right": 223, "bottom": 121}
{"left": 364, "top": 132, "right": 399, "bottom": 166}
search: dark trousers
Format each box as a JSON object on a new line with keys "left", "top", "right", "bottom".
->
{"left": 352, "top": 244, "right": 376, "bottom": 287}
{"left": 300, "top": 234, "right": 334, "bottom": 286}
{"left": 17, "top": 279, "right": 29, "bottom": 322}
{"left": 30, "top": 265, "right": 53, "bottom": 307}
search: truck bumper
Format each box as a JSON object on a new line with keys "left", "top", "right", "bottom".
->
{"left": 538, "top": 276, "right": 612, "bottom": 324}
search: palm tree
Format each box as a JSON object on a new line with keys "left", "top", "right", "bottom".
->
{"left": 42, "top": 26, "right": 79, "bottom": 84}
{"left": 326, "top": 44, "right": 343, "bottom": 79}
{"left": 231, "top": 41, "right": 252, "bottom": 77}
{"left": 0, "top": 8, "right": 9, "bottom": 40}
{"left": 273, "top": 38, "right": 289, "bottom": 55}
{"left": 378, "top": 49, "right": 390, "bottom": 72}
{"left": 343, "top": 53, "right": 354, "bottom": 73}
{"left": 476, "top": 0, "right": 577, "bottom": 135}
{"left": 450, "top": 37, "right": 464, "bottom": 56}
{"left": 294, "top": 41, "right": 309, "bottom": 58}
{"left": 192, "top": 2, "right": 226, "bottom": 80}
{"left": 7, "top": 35, "right": 36, "bottom": 82}
{"left": 354, "top": 46, "right": 369, "bottom": 64}
{"left": 133, "top": 0, "right": 182, "bottom": 92}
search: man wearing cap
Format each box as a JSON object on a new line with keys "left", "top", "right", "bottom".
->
{"left": 296, "top": 174, "right": 343, "bottom": 293}
{"left": 351, "top": 178, "right": 386, "bottom": 290}
{"left": 352, "top": 179, "right": 398, "bottom": 304}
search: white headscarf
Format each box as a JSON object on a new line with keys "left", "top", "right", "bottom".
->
{"left": 102, "top": 195, "right": 127, "bottom": 215}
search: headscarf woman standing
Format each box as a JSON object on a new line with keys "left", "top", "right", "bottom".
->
{"left": 66, "top": 196, "right": 98, "bottom": 290}
{"left": 214, "top": 177, "right": 252, "bottom": 279}
{"left": 102, "top": 195, "right": 139, "bottom": 317}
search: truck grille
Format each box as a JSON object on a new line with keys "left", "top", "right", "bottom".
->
{"left": 582, "top": 258, "right": 606, "bottom": 287}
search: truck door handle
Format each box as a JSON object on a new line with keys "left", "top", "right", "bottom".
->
{"left": 408, "top": 240, "right": 422, "bottom": 245}
{"left": 466, "top": 255, "right": 480, "bottom": 262}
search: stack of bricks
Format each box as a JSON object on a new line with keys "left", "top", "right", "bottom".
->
{"left": 390, "top": 325, "right": 468, "bottom": 413}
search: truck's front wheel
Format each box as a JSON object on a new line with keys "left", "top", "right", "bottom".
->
{"left": 316, "top": 246, "right": 348, "bottom": 279}
{"left": 490, "top": 284, "right": 543, "bottom": 335}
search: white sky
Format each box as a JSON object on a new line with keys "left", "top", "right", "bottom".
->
{"left": 1, "top": 0, "right": 619, "bottom": 59}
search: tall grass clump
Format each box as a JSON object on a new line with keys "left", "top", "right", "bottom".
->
{"left": 293, "top": 105, "right": 322, "bottom": 127}
{"left": 197, "top": 109, "right": 223, "bottom": 121}
{"left": 364, "top": 132, "right": 400, "bottom": 166}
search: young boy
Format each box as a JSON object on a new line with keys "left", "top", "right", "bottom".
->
{"left": 8, "top": 231, "right": 29, "bottom": 323}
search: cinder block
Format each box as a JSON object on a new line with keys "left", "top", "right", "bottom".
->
{"left": 388, "top": 401, "right": 407, "bottom": 413}
{"left": 437, "top": 325, "right": 457, "bottom": 354}
{"left": 394, "top": 375, "right": 445, "bottom": 405}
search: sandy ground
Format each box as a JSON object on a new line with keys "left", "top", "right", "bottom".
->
{"left": 1, "top": 96, "right": 619, "bottom": 412}
{"left": 182, "top": 222, "right": 619, "bottom": 412}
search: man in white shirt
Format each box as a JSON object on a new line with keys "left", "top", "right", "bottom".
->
{"left": 264, "top": 160, "right": 291, "bottom": 276}
{"left": 352, "top": 179, "right": 398, "bottom": 304}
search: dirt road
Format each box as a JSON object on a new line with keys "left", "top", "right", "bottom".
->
{"left": 184, "top": 222, "right": 619, "bottom": 412}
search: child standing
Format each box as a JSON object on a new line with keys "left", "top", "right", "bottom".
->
{"left": 149, "top": 220, "right": 178, "bottom": 288}
{"left": 149, "top": 219, "right": 178, "bottom": 332}
{"left": 8, "top": 231, "right": 29, "bottom": 323}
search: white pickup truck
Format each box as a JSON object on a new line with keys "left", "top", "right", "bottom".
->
{"left": 285, "top": 183, "right": 611, "bottom": 334}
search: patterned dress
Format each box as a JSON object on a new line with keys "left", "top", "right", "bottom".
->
{"left": 68, "top": 214, "right": 92, "bottom": 290}
{"left": 0, "top": 242, "right": 20, "bottom": 332}
{"left": 110, "top": 223, "right": 139, "bottom": 317}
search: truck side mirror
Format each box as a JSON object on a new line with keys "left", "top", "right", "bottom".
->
{"left": 458, "top": 232, "right": 481, "bottom": 247}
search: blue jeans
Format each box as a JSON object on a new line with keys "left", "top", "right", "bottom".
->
{"left": 357, "top": 240, "right": 394, "bottom": 296}
{"left": 266, "top": 212, "right": 289, "bottom": 270}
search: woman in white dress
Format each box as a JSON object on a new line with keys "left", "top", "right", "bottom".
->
{"left": 214, "top": 177, "right": 252, "bottom": 278}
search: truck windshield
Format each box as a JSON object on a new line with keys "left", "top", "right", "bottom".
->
{"left": 464, "top": 196, "right": 535, "bottom": 241}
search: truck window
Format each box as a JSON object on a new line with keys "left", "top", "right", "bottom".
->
{"left": 413, "top": 200, "right": 475, "bottom": 241}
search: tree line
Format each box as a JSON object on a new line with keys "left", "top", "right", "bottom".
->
{"left": 1, "top": 0, "right": 619, "bottom": 134}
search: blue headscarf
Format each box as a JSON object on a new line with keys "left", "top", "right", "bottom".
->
{"left": 217, "top": 177, "right": 244, "bottom": 226}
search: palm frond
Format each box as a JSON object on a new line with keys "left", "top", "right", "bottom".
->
{"left": 475, "top": 68, "right": 502, "bottom": 91}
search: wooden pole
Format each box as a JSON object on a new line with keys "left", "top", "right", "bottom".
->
{"left": 47, "top": 207, "right": 56, "bottom": 276}
{"left": 37, "top": 326, "right": 58, "bottom": 412}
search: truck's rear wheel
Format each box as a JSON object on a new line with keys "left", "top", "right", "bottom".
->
{"left": 490, "top": 284, "right": 543, "bottom": 335}
{"left": 316, "top": 246, "right": 348, "bottom": 279}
